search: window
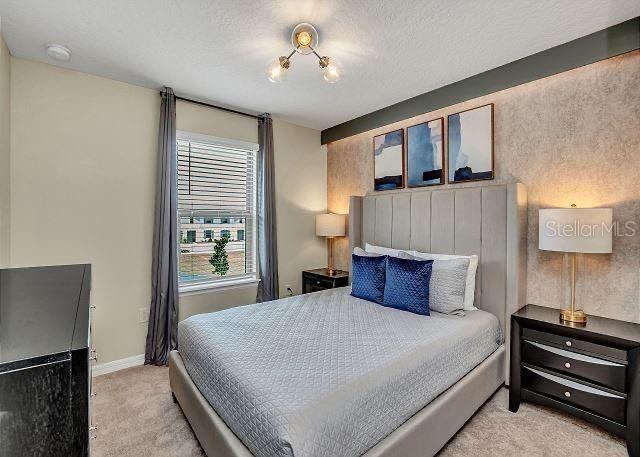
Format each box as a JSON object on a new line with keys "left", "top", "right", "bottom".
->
{"left": 177, "top": 131, "right": 258, "bottom": 289}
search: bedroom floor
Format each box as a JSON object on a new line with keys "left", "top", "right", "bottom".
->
{"left": 91, "top": 365, "right": 627, "bottom": 457}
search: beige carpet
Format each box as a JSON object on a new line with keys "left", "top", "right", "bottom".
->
{"left": 92, "top": 365, "right": 626, "bottom": 457}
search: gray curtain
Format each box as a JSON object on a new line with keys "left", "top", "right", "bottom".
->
{"left": 256, "top": 114, "right": 279, "bottom": 302}
{"left": 145, "top": 87, "right": 179, "bottom": 366}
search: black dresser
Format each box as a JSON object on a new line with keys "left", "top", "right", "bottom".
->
{"left": 510, "top": 304, "right": 640, "bottom": 456}
{"left": 0, "top": 264, "right": 92, "bottom": 457}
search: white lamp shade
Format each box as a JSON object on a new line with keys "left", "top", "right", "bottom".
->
{"left": 316, "top": 213, "right": 345, "bottom": 237}
{"left": 539, "top": 208, "right": 613, "bottom": 253}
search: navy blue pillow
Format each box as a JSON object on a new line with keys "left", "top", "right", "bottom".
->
{"left": 351, "top": 253, "right": 387, "bottom": 304}
{"left": 383, "top": 256, "right": 434, "bottom": 315}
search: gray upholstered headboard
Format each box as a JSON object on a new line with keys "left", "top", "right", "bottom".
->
{"left": 348, "top": 182, "right": 527, "bottom": 382}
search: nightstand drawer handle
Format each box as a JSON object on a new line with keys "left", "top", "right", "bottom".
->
{"left": 565, "top": 340, "right": 572, "bottom": 347}
{"left": 564, "top": 391, "right": 571, "bottom": 398}
{"left": 565, "top": 362, "right": 571, "bottom": 369}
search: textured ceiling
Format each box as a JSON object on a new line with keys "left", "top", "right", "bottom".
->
{"left": 0, "top": 0, "right": 638, "bottom": 130}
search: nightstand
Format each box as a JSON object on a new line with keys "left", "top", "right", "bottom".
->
{"left": 302, "top": 269, "right": 349, "bottom": 294}
{"left": 509, "top": 304, "right": 640, "bottom": 456}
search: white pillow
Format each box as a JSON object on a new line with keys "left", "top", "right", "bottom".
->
{"left": 411, "top": 250, "right": 479, "bottom": 311}
{"left": 364, "top": 243, "right": 413, "bottom": 258}
{"left": 353, "top": 247, "right": 383, "bottom": 257}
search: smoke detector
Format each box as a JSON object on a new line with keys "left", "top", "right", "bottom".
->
{"left": 46, "top": 44, "right": 71, "bottom": 62}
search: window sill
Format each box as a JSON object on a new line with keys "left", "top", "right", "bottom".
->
{"left": 179, "top": 277, "right": 260, "bottom": 296}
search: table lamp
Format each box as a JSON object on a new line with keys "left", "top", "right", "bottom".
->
{"left": 316, "top": 213, "right": 346, "bottom": 275}
{"left": 539, "top": 205, "right": 612, "bottom": 324}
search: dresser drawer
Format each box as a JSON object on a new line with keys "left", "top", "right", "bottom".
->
{"left": 523, "top": 328, "right": 627, "bottom": 362}
{"left": 309, "top": 277, "right": 334, "bottom": 288}
{"left": 523, "top": 340, "right": 626, "bottom": 392}
{"left": 523, "top": 366, "right": 626, "bottom": 424}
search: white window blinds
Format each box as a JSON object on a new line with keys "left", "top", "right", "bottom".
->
{"left": 177, "top": 133, "right": 258, "bottom": 286}
{"left": 177, "top": 137, "right": 257, "bottom": 218}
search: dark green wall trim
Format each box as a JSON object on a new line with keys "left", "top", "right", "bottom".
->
{"left": 321, "top": 17, "right": 640, "bottom": 144}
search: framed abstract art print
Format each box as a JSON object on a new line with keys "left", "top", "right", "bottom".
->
{"left": 447, "top": 103, "right": 494, "bottom": 183}
{"left": 407, "top": 118, "right": 444, "bottom": 187}
{"left": 373, "top": 129, "right": 404, "bottom": 191}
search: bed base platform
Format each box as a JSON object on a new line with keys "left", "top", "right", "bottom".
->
{"left": 169, "top": 345, "right": 505, "bottom": 457}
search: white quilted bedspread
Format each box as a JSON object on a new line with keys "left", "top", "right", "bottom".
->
{"left": 178, "top": 287, "right": 500, "bottom": 457}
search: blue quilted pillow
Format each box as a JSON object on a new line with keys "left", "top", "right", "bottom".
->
{"left": 351, "top": 253, "right": 387, "bottom": 304}
{"left": 383, "top": 256, "right": 434, "bottom": 315}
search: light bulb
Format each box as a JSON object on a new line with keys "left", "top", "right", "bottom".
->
{"left": 296, "top": 31, "right": 313, "bottom": 48}
{"left": 321, "top": 57, "right": 341, "bottom": 83}
{"left": 266, "top": 57, "right": 289, "bottom": 83}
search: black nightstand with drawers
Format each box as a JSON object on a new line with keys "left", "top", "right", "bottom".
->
{"left": 302, "top": 269, "right": 349, "bottom": 294}
{"left": 510, "top": 304, "right": 640, "bottom": 456}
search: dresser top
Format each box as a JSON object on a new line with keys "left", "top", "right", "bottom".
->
{"left": 0, "top": 264, "right": 90, "bottom": 365}
{"left": 513, "top": 304, "right": 640, "bottom": 345}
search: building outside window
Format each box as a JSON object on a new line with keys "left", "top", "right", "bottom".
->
{"left": 177, "top": 131, "right": 258, "bottom": 289}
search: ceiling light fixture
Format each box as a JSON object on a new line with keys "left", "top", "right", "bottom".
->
{"left": 266, "top": 22, "right": 342, "bottom": 84}
{"left": 46, "top": 44, "right": 72, "bottom": 62}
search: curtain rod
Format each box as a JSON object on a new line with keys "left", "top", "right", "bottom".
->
{"left": 167, "top": 93, "right": 260, "bottom": 120}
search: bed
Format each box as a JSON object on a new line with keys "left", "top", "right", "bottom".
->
{"left": 169, "top": 182, "right": 528, "bottom": 457}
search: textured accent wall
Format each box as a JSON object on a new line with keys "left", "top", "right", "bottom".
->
{"left": 328, "top": 51, "right": 640, "bottom": 323}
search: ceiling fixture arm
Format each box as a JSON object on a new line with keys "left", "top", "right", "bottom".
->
{"left": 309, "top": 46, "right": 329, "bottom": 69}
{"left": 309, "top": 46, "right": 322, "bottom": 60}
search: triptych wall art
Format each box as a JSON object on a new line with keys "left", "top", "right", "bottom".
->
{"left": 373, "top": 103, "right": 494, "bottom": 191}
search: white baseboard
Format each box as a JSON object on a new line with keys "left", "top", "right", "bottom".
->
{"left": 92, "top": 354, "right": 145, "bottom": 377}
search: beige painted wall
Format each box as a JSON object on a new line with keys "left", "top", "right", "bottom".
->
{"left": 10, "top": 58, "right": 159, "bottom": 364}
{"left": 10, "top": 59, "right": 326, "bottom": 363}
{"left": 328, "top": 51, "right": 640, "bottom": 323}
{"left": 0, "top": 35, "right": 10, "bottom": 267}
{"left": 272, "top": 119, "right": 327, "bottom": 298}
